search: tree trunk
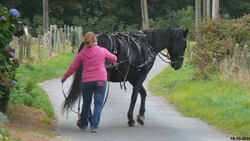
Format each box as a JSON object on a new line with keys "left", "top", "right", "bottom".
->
{"left": 140, "top": 0, "right": 149, "bottom": 29}
{"left": 212, "top": 0, "right": 219, "bottom": 19}
{"left": 43, "top": 0, "right": 49, "bottom": 33}
{"left": 195, "top": 0, "right": 202, "bottom": 31}
{"left": 203, "top": 0, "right": 207, "bottom": 22}
{"left": 206, "top": 0, "right": 211, "bottom": 19}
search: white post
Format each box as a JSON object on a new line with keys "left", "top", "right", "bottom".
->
{"left": 212, "top": 0, "right": 220, "bottom": 20}
{"left": 140, "top": 0, "right": 149, "bottom": 29}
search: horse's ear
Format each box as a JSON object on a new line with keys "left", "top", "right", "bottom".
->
{"left": 183, "top": 28, "right": 189, "bottom": 38}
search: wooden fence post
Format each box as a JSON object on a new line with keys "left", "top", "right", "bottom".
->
{"left": 78, "top": 26, "right": 83, "bottom": 45}
{"left": 25, "top": 35, "right": 31, "bottom": 59}
{"left": 13, "top": 37, "right": 18, "bottom": 49}
{"left": 53, "top": 25, "right": 57, "bottom": 52}
{"left": 243, "top": 45, "right": 248, "bottom": 70}
{"left": 242, "top": 45, "right": 248, "bottom": 79}
{"left": 49, "top": 30, "right": 52, "bottom": 58}
{"left": 43, "top": 33, "right": 47, "bottom": 60}
{"left": 233, "top": 44, "right": 240, "bottom": 65}
{"left": 57, "top": 29, "right": 60, "bottom": 52}
{"left": 67, "top": 25, "right": 70, "bottom": 44}
{"left": 19, "top": 36, "right": 24, "bottom": 63}
{"left": 38, "top": 31, "right": 41, "bottom": 61}
{"left": 63, "top": 25, "right": 67, "bottom": 50}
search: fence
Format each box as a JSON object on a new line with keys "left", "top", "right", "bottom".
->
{"left": 221, "top": 43, "right": 250, "bottom": 81}
{"left": 12, "top": 25, "right": 83, "bottom": 63}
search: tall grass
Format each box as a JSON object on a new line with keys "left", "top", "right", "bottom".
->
{"left": 10, "top": 52, "right": 75, "bottom": 118}
{"left": 148, "top": 65, "right": 250, "bottom": 136}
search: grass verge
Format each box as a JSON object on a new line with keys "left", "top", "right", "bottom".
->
{"left": 10, "top": 52, "right": 75, "bottom": 118}
{"left": 148, "top": 64, "right": 250, "bottom": 136}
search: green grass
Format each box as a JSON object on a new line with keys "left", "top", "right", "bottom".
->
{"left": 10, "top": 52, "right": 75, "bottom": 118}
{"left": 148, "top": 64, "right": 250, "bottom": 136}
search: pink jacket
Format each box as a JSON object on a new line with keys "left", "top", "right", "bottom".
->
{"left": 63, "top": 45, "right": 117, "bottom": 82}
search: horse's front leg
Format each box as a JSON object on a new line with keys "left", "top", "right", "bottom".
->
{"left": 137, "top": 85, "right": 146, "bottom": 125}
{"left": 127, "top": 87, "right": 139, "bottom": 127}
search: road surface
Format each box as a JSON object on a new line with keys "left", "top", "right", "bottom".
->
{"left": 41, "top": 56, "right": 230, "bottom": 141}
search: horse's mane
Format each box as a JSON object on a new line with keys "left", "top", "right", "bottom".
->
{"left": 143, "top": 28, "right": 185, "bottom": 53}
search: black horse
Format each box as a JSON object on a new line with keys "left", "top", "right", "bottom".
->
{"left": 62, "top": 27, "right": 188, "bottom": 127}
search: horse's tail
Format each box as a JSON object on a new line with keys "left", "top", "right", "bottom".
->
{"left": 61, "top": 66, "right": 82, "bottom": 116}
{"left": 61, "top": 42, "right": 86, "bottom": 116}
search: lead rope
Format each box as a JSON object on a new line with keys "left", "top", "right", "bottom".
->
{"left": 102, "top": 71, "right": 111, "bottom": 109}
{"left": 62, "top": 80, "right": 110, "bottom": 117}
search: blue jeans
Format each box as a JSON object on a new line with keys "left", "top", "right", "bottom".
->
{"left": 80, "top": 80, "right": 106, "bottom": 129}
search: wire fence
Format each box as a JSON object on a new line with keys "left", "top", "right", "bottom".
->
{"left": 12, "top": 25, "right": 83, "bottom": 63}
{"left": 221, "top": 43, "right": 250, "bottom": 81}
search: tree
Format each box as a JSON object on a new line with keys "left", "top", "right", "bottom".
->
{"left": 203, "top": 0, "right": 211, "bottom": 21}
{"left": 140, "top": 0, "right": 149, "bottom": 29}
{"left": 43, "top": 0, "right": 49, "bottom": 33}
{"left": 212, "top": 0, "right": 219, "bottom": 19}
{"left": 195, "top": 0, "right": 202, "bottom": 31}
{"left": 220, "top": 0, "right": 249, "bottom": 19}
{"left": 206, "top": 0, "right": 211, "bottom": 19}
{"left": 1, "top": 0, "right": 248, "bottom": 34}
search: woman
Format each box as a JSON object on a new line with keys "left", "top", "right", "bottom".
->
{"left": 61, "top": 32, "right": 117, "bottom": 132}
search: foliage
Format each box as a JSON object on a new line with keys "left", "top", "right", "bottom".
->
{"left": 73, "top": 15, "right": 120, "bottom": 33}
{"left": 0, "top": 5, "right": 21, "bottom": 111}
{"left": 190, "top": 14, "right": 250, "bottom": 79}
{"left": 148, "top": 65, "right": 250, "bottom": 136}
{"left": 9, "top": 52, "right": 74, "bottom": 117}
{"left": 1, "top": 0, "right": 249, "bottom": 38}
{"left": 0, "top": 129, "right": 20, "bottom": 141}
{"left": 150, "top": 6, "right": 195, "bottom": 40}
{"left": 220, "top": 0, "right": 250, "bottom": 19}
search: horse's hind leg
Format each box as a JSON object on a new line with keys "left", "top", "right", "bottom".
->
{"left": 137, "top": 85, "right": 146, "bottom": 125}
{"left": 127, "top": 72, "right": 148, "bottom": 127}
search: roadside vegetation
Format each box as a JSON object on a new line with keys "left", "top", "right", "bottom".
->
{"left": 9, "top": 52, "right": 74, "bottom": 118}
{"left": 148, "top": 15, "right": 250, "bottom": 136}
{"left": 148, "top": 64, "right": 250, "bottom": 136}
{"left": 1, "top": 1, "right": 249, "bottom": 140}
{"left": 1, "top": 50, "right": 74, "bottom": 140}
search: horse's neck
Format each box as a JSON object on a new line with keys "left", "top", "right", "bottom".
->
{"left": 144, "top": 29, "right": 171, "bottom": 54}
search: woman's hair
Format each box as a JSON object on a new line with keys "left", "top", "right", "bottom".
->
{"left": 83, "top": 31, "right": 97, "bottom": 46}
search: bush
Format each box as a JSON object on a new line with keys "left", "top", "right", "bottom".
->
{"left": 0, "top": 5, "right": 22, "bottom": 112}
{"left": 190, "top": 14, "right": 250, "bottom": 79}
{"left": 73, "top": 15, "right": 120, "bottom": 33}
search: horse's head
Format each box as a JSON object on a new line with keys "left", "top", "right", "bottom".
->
{"left": 168, "top": 28, "right": 188, "bottom": 70}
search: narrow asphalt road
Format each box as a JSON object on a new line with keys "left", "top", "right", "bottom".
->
{"left": 41, "top": 56, "right": 230, "bottom": 141}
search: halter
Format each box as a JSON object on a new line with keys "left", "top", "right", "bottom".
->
{"left": 158, "top": 51, "right": 185, "bottom": 64}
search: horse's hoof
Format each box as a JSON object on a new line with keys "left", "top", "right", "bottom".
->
{"left": 137, "top": 115, "right": 144, "bottom": 125}
{"left": 128, "top": 120, "right": 135, "bottom": 127}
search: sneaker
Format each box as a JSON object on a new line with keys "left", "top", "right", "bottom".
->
{"left": 77, "top": 119, "right": 86, "bottom": 130}
{"left": 91, "top": 128, "right": 98, "bottom": 133}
